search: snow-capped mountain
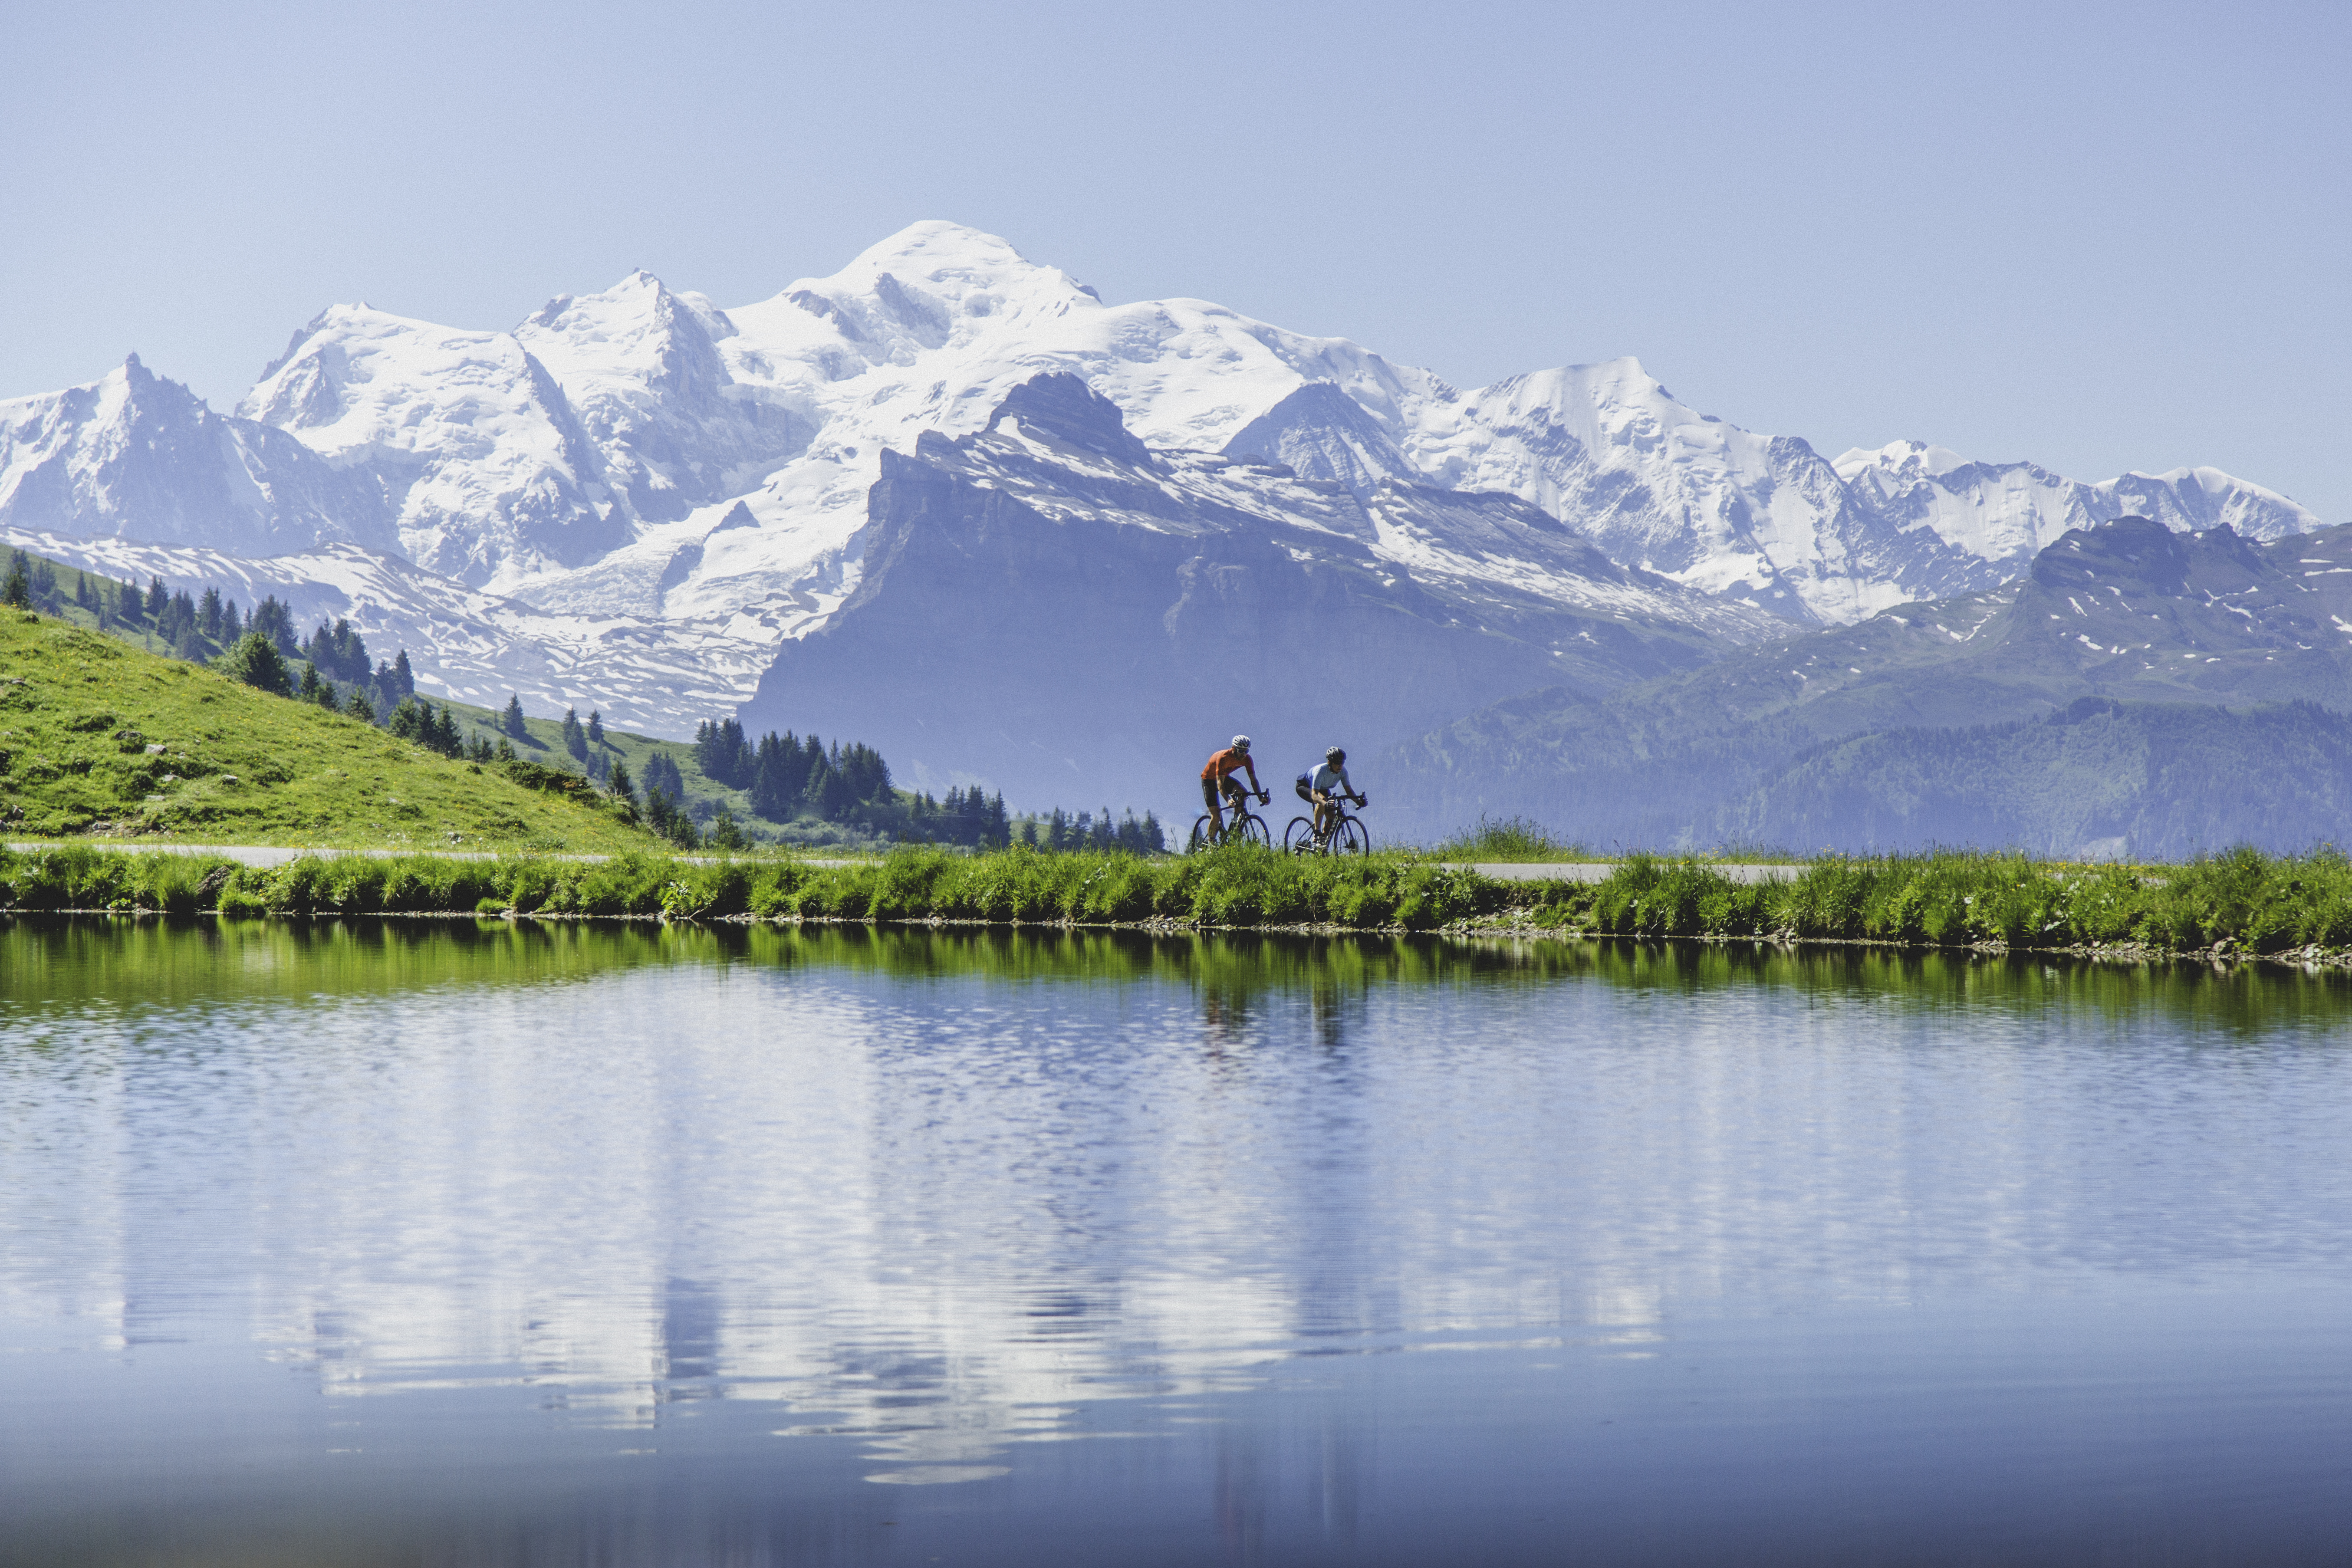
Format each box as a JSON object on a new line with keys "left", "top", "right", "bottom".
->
{"left": 0, "top": 355, "right": 395, "bottom": 556}
{"left": 511, "top": 271, "right": 807, "bottom": 525}
{"left": 240, "top": 305, "right": 637, "bottom": 586}
{"left": 4, "top": 220, "right": 2326, "bottom": 749}
{"left": 231, "top": 221, "right": 2316, "bottom": 634}
{"left": 743, "top": 373, "right": 1781, "bottom": 805}
{"left": 1835, "top": 440, "right": 2320, "bottom": 572}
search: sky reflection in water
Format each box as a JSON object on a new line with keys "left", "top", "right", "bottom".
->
{"left": 4, "top": 920, "right": 2352, "bottom": 1565}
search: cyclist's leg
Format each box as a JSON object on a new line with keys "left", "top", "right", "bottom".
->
{"left": 1201, "top": 776, "right": 1224, "bottom": 841}
{"left": 1221, "top": 778, "right": 1249, "bottom": 838}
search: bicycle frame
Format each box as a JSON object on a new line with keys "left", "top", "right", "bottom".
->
{"left": 1192, "top": 777, "right": 1270, "bottom": 850}
{"left": 1286, "top": 795, "right": 1368, "bottom": 855}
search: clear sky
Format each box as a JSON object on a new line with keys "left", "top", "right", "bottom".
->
{"left": 4, "top": 0, "right": 2345, "bottom": 516}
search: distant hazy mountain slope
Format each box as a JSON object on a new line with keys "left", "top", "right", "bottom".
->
{"left": 1720, "top": 699, "right": 2352, "bottom": 859}
{"left": 0, "top": 356, "right": 394, "bottom": 555}
{"left": 1383, "top": 516, "right": 2352, "bottom": 852}
{"left": 740, "top": 374, "right": 1776, "bottom": 808}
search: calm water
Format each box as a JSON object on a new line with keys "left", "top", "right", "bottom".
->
{"left": 5, "top": 920, "right": 2352, "bottom": 1566}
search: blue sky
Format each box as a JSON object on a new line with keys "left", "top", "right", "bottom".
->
{"left": 3, "top": 0, "right": 2344, "bottom": 516}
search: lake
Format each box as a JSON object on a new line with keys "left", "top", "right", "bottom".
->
{"left": 4, "top": 919, "right": 2352, "bottom": 1565}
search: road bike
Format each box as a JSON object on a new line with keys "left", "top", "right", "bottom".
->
{"left": 1189, "top": 789, "right": 1272, "bottom": 851}
{"left": 1286, "top": 796, "right": 1369, "bottom": 855}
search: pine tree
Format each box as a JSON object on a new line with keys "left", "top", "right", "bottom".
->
{"left": 221, "top": 599, "right": 241, "bottom": 640}
{"left": 707, "top": 805, "right": 747, "bottom": 851}
{"left": 502, "top": 694, "right": 527, "bottom": 738}
{"left": 586, "top": 709, "right": 605, "bottom": 746}
{"left": 1, "top": 555, "right": 28, "bottom": 610}
{"left": 198, "top": 588, "right": 224, "bottom": 640}
{"left": 247, "top": 596, "right": 296, "bottom": 655}
{"left": 561, "top": 707, "right": 587, "bottom": 761}
{"left": 74, "top": 572, "right": 97, "bottom": 614}
{"left": 145, "top": 576, "right": 168, "bottom": 618}
{"left": 347, "top": 688, "right": 376, "bottom": 723}
{"left": 694, "top": 717, "right": 751, "bottom": 786}
{"left": 298, "top": 662, "right": 322, "bottom": 701}
{"left": 804, "top": 755, "right": 844, "bottom": 820}
{"left": 316, "top": 680, "right": 340, "bottom": 714}
{"left": 217, "top": 632, "right": 293, "bottom": 696}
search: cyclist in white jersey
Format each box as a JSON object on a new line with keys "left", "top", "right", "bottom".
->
{"left": 1304, "top": 746, "right": 1366, "bottom": 839}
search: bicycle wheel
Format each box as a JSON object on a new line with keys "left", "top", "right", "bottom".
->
{"left": 1188, "top": 815, "right": 1214, "bottom": 852}
{"left": 1284, "top": 816, "right": 1316, "bottom": 854}
{"left": 1234, "top": 812, "right": 1272, "bottom": 848}
{"left": 1336, "top": 818, "right": 1369, "bottom": 855}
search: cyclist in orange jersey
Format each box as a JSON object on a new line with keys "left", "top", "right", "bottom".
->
{"left": 1200, "top": 735, "right": 1267, "bottom": 843}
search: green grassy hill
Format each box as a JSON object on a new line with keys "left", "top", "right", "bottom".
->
{"left": 3, "top": 542, "right": 1141, "bottom": 853}
{"left": 0, "top": 608, "right": 656, "bottom": 851}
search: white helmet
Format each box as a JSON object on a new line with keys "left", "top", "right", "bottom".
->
{"left": 1231, "top": 735, "right": 1251, "bottom": 750}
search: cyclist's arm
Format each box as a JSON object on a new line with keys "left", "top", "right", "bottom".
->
{"left": 1243, "top": 760, "right": 1263, "bottom": 793}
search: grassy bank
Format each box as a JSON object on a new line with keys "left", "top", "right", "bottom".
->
{"left": 1529, "top": 847, "right": 2352, "bottom": 954}
{"left": 0, "top": 843, "right": 1494, "bottom": 926}
{"left": 7, "top": 842, "right": 2352, "bottom": 958}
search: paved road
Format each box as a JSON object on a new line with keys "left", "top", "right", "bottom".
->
{"left": 10, "top": 842, "right": 1804, "bottom": 883}
{"left": 1468, "top": 862, "right": 1802, "bottom": 884}
{"left": 8, "top": 842, "right": 541, "bottom": 868}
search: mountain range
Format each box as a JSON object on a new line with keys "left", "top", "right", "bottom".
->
{"left": 0, "top": 221, "right": 2337, "bottom": 845}
{"left": 1388, "top": 516, "right": 2352, "bottom": 855}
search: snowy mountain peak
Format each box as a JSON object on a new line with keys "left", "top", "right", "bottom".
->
{"left": 1833, "top": 438, "right": 1972, "bottom": 482}
{"left": 0, "top": 352, "right": 395, "bottom": 555}
{"left": 983, "top": 372, "right": 1155, "bottom": 467}
{"left": 727, "top": 221, "right": 1102, "bottom": 376}
{"left": 518, "top": 270, "right": 733, "bottom": 394}
{"left": 1221, "top": 381, "right": 1421, "bottom": 494}
{"left": 237, "top": 302, "right": 628, "bottom": 585}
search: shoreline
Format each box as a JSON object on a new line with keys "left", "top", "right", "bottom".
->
{"left": 6, "top": 842, "right": 2350, "bottom": 968}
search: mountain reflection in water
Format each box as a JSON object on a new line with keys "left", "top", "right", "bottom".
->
{"left": 5, "top": 917, "right": 2352, "bottom": 1566}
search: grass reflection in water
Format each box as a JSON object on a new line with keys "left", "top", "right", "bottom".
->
{"left": 6, "top": 916, "right": 2349, "bottom": 1042}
